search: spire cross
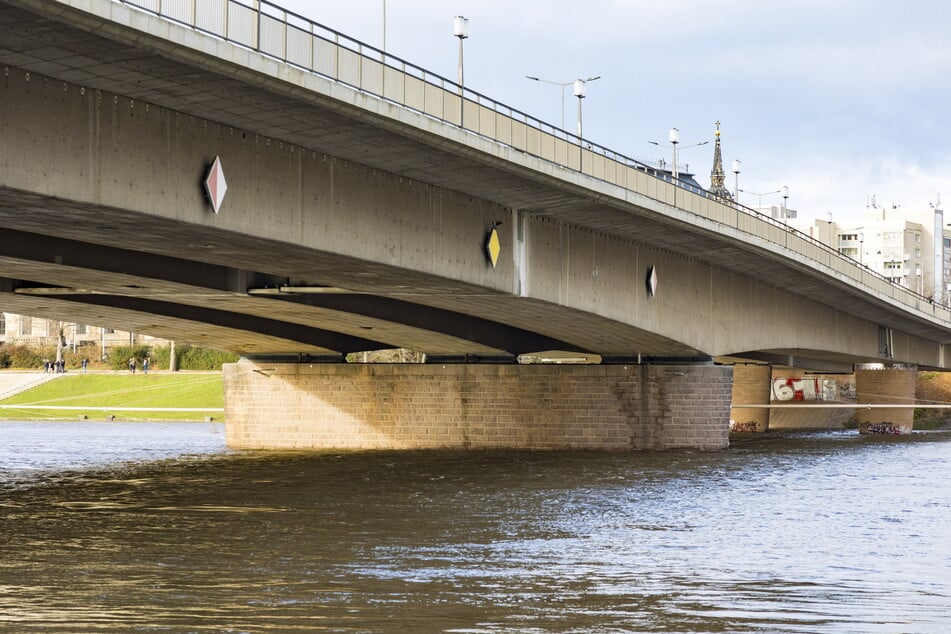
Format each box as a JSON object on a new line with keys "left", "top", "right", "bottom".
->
{"left": 709, "top": 120, "right": 731, "bottom": 200}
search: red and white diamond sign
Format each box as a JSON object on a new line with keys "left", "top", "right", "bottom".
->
{"left": 204, "top": 155, "right": 227, "bottom": 213}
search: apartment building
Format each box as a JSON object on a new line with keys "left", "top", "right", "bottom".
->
{"left": 793, "top": 202, "right": 948, "bottom": 302}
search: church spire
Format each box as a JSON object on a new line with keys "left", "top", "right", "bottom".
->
{"left": 709, "top": 120, "right": 732, "bottom": 200}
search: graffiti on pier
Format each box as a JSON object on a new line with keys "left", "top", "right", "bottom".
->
{"left": 729, "top": 421, "right": 759, "bottom": 433}
{"left": 859, "top": 422, "right": 911, "bottom": 435}
{"left": 772, "top": 378, "right": 838, "bottom": 402}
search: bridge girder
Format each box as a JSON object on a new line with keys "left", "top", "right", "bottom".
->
{"left": 0, "top": 0, "right": 948, "bottom": 368}
{"left": 0, "top": 228, "right": 594, "bottom": 357}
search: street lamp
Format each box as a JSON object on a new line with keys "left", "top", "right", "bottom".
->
{"left": 572, "top": 76, "right": 601, "bottom": 140}
{"left": 648, "top": 131, "right": 708, "bottom": 181}
{"left": 732, "top": 159, "right": 741, "bottom": 202}
{"left": 453, "top": 16, "right": 468, "bottom": 91}
{"left": 737, "top": 188, "right": 781, "bottom": 209}
{"left": 782, "top": 185, "right": 789, "bottom": 221}
{"left": 525, "top": 76, "right": 579, "bottom": 130}
{"left": 453, "top": 16, "right": 468, "bottom": 126}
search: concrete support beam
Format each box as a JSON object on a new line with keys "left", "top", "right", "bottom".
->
{"left": 729, "top": 364, "right": 772, "bottom": 433}
{"left": 223, "top": 361, "right": 734, "bottom": 451}
{"left": 424, "top": 354, "right": 516, "bottom": 364}
{"left": 855, "top": 364, "right": 917, "bottom": 434}
{"left": 733, "top": 351, "right": 854, "bottom": 374}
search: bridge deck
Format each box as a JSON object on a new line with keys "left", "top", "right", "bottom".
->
{"left": 1, "top": 0, "right": 950, "bottom": 365}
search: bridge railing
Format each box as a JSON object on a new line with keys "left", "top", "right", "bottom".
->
{"left": 112, "top": 0, "right": 949, "bottom": 320}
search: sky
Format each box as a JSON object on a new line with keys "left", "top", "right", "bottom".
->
{"left": 278, "top": 0, "right": 951, "bottom": 224}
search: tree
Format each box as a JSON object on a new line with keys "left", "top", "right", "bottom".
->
{"left": 49, "top": 320, "right": 73, "bottom": 365}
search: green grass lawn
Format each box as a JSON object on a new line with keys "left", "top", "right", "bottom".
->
{"left": 0, "top": 373, "right": 224, "bottom": 421}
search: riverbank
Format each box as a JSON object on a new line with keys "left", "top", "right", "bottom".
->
{"left": 0, "top": 372, "right": 224, "bottom": 422}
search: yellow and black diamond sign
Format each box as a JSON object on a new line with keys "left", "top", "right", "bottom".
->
{"left": 486, "top": 226, "right": 501, "bottom": 268}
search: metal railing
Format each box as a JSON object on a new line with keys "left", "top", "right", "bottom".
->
{"left": 110, "top": 0, "right": 949, "bottom": 321}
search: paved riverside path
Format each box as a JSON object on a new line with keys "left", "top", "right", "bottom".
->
{"left": 0, "top": 372, "right": 63, "bottom": 400}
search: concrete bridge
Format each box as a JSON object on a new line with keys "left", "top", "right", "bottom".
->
{"left": 1, "top": 0, "right": 948, "bottom": 449}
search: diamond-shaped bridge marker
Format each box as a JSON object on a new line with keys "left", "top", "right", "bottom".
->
{"left": 204, "top": 155, "right": 227, "bottom": 213}
{"left": 486, "top": 227, "right": 501, "bottom": 268}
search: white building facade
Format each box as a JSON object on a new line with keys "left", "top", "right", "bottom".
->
{"left": 794, "top": 203, "right": 948, "bottom": 303}
{"left": 0, "top": 313, "right": 167, "bottom": 359}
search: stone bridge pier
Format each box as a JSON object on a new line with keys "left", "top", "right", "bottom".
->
{"left": 223, "top": 360, "right": 734, "bottom": 451}
{"left": 854, "top": 364, "right": 918, "bottom": 434}
{"left": 729, "top": 364, "right": 773, "bottom": 433}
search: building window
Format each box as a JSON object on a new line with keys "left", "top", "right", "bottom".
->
{"left": 0, "top": 313, "right": 5, "bottom": 335}
{"left": 75, "top": 323, "right": 87, "bottom": 335}
{"left": 839, "top": 233, "right": 858, "bottom": 242}
{"left": 915, "top": 234, "right": 921, "bottom": 243}
{"left": 19, "top": 316, "right": 31, "bottom": 336}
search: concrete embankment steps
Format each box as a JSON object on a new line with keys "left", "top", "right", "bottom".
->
{"left": 0, "top": 372, "right": 64, "bottom": 400}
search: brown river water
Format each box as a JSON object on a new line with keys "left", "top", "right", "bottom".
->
{"left": 0, "top": 421, "right": 949, "bottom": 632}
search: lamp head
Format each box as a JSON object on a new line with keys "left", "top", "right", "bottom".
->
{"left": 668, "top": 128, "right": 680, "bottom": 144}
{"left": 453, "top": 16, "right": 469, "bottom": 38}
{"left": 573, "top": 79, "right": 586, "bottom": 98}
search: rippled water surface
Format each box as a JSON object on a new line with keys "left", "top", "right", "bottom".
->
{"left": 0, "top": 421, "right": 949, "bottom": 632}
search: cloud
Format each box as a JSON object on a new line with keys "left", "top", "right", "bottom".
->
{"left": 761, "top": 154, "right": 951, "bottom": 223}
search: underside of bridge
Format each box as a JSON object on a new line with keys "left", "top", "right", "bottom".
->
{"left": 1, "top": 0, "right": 944, "bottom": 450}
{"left": 0, "top": 225, "right": 590, "bottom": 359}
{"left": 0, "top": 0, "right": 949, "bottom": 370}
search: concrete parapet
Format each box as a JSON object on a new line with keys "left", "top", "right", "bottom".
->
{"left": 223, "top": 361, "right": 734, "bottom": 451}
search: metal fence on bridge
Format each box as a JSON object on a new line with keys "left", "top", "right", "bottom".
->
{"left": 111, "top": 0, "right": 951, "bottom": 324}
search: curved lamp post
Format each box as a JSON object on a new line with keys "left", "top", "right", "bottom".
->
{"left": 525, "top": 76, "right": 574, "bottom": 130}
{"left": 738, "top": 188, "right": 781, "bottom": 209}
{"left": 648, "top": 131, "right": 708, "bottom": 181}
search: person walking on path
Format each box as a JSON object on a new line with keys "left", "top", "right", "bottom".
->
{"left": 128, "top": 357, "right": 136, "bottom": 374}
{"left": 143, "top": 358, "right": 149, "bottom": 374}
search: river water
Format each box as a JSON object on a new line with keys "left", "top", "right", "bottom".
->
{"left": 0, "top": 421, "right": 949, "bottom": 632}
